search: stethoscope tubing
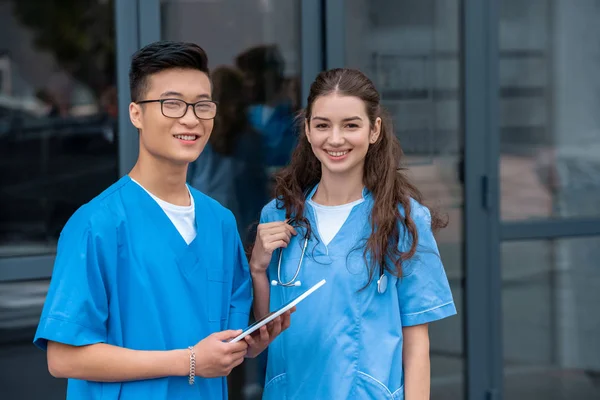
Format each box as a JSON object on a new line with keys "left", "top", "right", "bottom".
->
{"left": 272, "top": 233, "right": 388, "bottom": 294}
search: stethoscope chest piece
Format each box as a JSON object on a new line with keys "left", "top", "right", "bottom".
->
{"left": 377, "top": 274, "right": 388, "bottom": 294}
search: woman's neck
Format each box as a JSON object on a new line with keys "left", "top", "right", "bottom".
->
{"left": 312, "top": 168, "right": 364, "bottom": 206}
{"left": 128, "top": 149, "right": 190, "bottom": 206}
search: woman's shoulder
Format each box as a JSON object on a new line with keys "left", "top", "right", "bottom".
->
{"left": 260, "top": 198, "right": 286, "bottom": 222}
{"left": 398, "top": 197, "right": 432, "bottom": 226}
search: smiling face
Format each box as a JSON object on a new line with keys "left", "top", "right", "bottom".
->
{"left": 306, "top": 93, "right": 381, "bottom": 178}
{"left": 129, "top": 68, "right": 214, "bottom": 165}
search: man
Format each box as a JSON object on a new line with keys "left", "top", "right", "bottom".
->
{"left": 33, "top": 41, "right": 290, "bottom": 399}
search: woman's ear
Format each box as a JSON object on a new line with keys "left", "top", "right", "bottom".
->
{"left": 305, "top": 118, "right": 312, "bottom": 143}
{"left": 370, "top": 117, "right": 382, "bottom": 144}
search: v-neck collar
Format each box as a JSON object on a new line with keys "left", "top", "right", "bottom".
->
{"left": 305, "top": 183, "right": 373, "bottom": 252}
{"left": 123, "top": 175, "right": 203, "bottom": 277}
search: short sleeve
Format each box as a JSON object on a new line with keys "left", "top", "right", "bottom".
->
{"left": 33, "top": 207, "right": 113, "bottom": 350}
{"left": 259, "top": 201, "right": 275, "bottom": 224}
{"left": 397, "top": 202, "right": 457, "bottom": 327}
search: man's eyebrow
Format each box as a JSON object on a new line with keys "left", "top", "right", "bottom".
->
{"left": 159, "top": 91, "right": 212, "bottom": 100}
{"left": 159, "top": 91, "right": 183, "bottom": 98}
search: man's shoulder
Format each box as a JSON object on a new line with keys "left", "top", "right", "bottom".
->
{"left": 62, "top": 178, "right": 129, "bottom": 236}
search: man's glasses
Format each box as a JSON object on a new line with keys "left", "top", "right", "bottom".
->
{"left": 136, "top": 99, "right": 218, "bottom": 120}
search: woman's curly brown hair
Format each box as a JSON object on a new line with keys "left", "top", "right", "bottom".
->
{"left": 273, "top": 68, "right": 447, "bottom": 287}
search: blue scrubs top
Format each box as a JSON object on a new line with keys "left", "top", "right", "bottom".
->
{"left": 260, "top": 187, "right": 456, "bottom": 400}
{"left": 248, "top": 102, "right": 296, "bottom": 167}
{"left": 33, "top": 175, "right": 252, "bottom": 400}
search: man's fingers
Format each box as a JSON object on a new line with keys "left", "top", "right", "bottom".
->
{"left": 231, "top": 355, "right": 245, "bottom": 369}
{"left": 213, "top": 329, "right": 242, "bottom": 341}
{"left": 226, "top": 340, "right": 248, "bottom": 353}
{"left": 244, "top": 334, "right": 255, "bottom": 346}
{"left": 230, "top": 347, "right": 248, "bottom": 359}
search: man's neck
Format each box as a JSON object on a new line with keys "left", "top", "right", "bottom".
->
{"left": 312, "top": 167, "right": 364, "bottom": 206}
{"left": 128, "top": 152, "right": 190, "bottom": 206}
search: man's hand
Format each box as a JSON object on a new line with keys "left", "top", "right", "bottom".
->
{"left": 193, "top": 330, "right": 248, "bottom": 378}
{"left": 244, "top": 308, "right": 295, "bottom": 358}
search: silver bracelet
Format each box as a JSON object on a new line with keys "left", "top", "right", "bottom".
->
{"left": 188, "top": 346, "right": 196, "bottom": 385}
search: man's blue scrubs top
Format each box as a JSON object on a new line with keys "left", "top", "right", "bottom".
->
{"left": 33, "top": 175, "right": 252, "bottom": 399}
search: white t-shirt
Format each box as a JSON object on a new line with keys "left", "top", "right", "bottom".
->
{"left": 308, "top": 197, "right": 365, "bottom": 246}
{"left": 131, "top": 178, "right": 197, "bottom": 245}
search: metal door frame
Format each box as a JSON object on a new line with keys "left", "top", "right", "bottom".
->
{"left": 463, "top": 1, "right": 502, "bottom": 398}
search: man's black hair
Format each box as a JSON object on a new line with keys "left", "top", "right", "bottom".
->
{"left": 129, "top": 41, "right": 210, "bottom": 102}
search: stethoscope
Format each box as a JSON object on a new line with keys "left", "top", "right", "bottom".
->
{"left": 270, "top": 235, "right": 389, "bottom": 294}
{"left": 270, "top": 236, "right": 308, "bottom": 288}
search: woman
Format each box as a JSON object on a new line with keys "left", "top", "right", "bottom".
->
{"left": 250, "top": 68, "right": 456, "bottom": 399}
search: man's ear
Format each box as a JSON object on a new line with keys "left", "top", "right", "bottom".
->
{"left": 129, "top": 102, "right": 143, "bottom": 130}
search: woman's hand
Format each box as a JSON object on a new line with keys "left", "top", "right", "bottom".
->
{"left": 250, "top": 221, "right": 297, "bottom": 275}
{"left": 244, "top": 308, "right": 295, "bottom": 358}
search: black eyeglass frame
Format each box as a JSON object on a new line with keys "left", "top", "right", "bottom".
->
{"left": 136, "top": 98, "right": 219, "bottom": 120}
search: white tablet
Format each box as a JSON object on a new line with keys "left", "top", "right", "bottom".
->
{"left": 228, "top": 279, "right": 326, "bottom": 343}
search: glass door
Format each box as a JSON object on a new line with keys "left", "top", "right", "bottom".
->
{"left": 332, "top": 1, "right": 465, "bottom": 398}
{"left": 498, "top": 0, "right": 600, "bottom": 398}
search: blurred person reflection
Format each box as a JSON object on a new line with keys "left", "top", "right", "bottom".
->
{"left": 235, "top": 45, "right": 296, "bottom": 168}
{"left": 188, "top": 66, "right": 269, "bottom": 247}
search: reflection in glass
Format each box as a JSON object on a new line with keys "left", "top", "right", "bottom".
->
{"left": 345, "top": 1, "right": 464, "bottom": 398}
{"left": 502, "top": 238, "right": 600, "bottom": 399}
{"left": 0, "top": 0, "right": 118, "bottom": 258}
{"left": 161, "top": 1, "right": 301, "bottom": 398}
{"left": 500, "top": 0, "right": 600, "bottom": 221}
{"left": 0, "top": 2, "right": 116, "bottom": 399}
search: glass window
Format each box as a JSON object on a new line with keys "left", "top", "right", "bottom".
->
{"left": 161, "top": 1, "right": 302, "bottom": 397}
{"left": 162, "top": 0, "right": 301, "bottom": 246}
{"left": 0, "top": 0, "right": 118, "bottom": 258}
{"left": 502, "top": 238, "right": 600, "bottom": 399}
{"left": 345, "top": 1, "right": 464, "bottom": 398}
{"left": 500, "top": 0, "right": 600, "bottom": 221}
{"left": 0, "top": 1, "right": 117, "bottom": 398}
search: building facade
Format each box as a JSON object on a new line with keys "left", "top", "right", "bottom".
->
{"left": 1, "top": 0, "right": 599, "bottom": 399}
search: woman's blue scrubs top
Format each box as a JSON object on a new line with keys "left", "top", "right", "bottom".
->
{"left": 260, "top": 189, "right": 456, "bottom": 399}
